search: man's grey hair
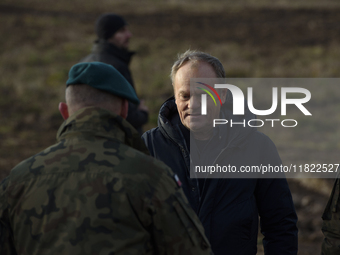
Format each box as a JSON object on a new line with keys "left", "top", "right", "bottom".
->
{"left": 66, "top": 84, "right": 122, "bottom": 115}
{"left": 170, "top": 50, "right": 226, "bottom": 83}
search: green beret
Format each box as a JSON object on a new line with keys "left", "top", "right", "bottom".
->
{"left": 66, "top": 62, "right": 140, "bottom": 104}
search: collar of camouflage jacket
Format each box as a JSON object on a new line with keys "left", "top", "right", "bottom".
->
{"left": 56, "top": 106, "right": 149, "bottom": 154}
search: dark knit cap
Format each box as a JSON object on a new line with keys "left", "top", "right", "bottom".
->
{"left": 66, "top": 62, "right": 139, "bottom": 104}
{"left": 96, "top": 13, "right": 126, "bottom": 40}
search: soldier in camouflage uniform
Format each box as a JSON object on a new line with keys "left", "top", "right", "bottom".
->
{"left": 0, "top": 62, "right": 212, "bottom": 255}
{"left": 322, "top": 178, "right": 340, "bottom": 254}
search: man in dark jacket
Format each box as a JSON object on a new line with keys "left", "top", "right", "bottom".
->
{"left": 142, "top": 50, "right": 298, "bottom": 255}
{"left": 81, "top": 13, "right": 148, "bottom": 135}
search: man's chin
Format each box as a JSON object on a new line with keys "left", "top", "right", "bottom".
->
{"left": 123, "top": 41, "right": 130, "bottom": 49}
{"left": 188, "top": 123, "right": 211, "bottom": 133}
{"left": 185, "top": 116, "right": 208, "bottom": 129}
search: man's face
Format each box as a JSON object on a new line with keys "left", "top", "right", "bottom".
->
{"left": 174, "top": 61, "right": 227, "bottom": 139}
{"left": 108, "top": 26, "right": 132, "bottom": 49}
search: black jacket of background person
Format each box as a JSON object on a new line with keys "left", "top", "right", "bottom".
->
{"left": 80, "top": 40, "right": 148, "bottom": 134}
{"left": 142, "top": 95, "right": 298, "bottom": 255}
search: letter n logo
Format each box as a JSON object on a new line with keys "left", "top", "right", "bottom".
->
{"left": 199, "top": 83, "right": 245, "bottom": 115}
{"left": 196, "top": 82, "right": 222, "bottom": 115}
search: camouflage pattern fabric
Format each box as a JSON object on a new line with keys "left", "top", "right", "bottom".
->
{"left": 0, "top": 107, "right": 212, "bottom": 255}
{"left": 322, "top": 178, "right": 340, "bottom": 254}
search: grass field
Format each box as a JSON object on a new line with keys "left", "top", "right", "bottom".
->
{"left": 1, "top": 1, "right": 340, "bottom": 254}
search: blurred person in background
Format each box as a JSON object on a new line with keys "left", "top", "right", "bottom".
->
{"left": 0, "top": 62, "right": 212, "bottom": 255}
{"left": 322, "top": 178, "right": 340, "bottom": 254}
{"left": 81, "top": 13, "right": 148, "bottom": 135}
{"left": 142, "top": 50, "right": 298, "bottom": 255}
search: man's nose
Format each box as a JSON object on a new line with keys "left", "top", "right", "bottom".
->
{"left": 189, "top": 95, "right": 201, "bottom": 110}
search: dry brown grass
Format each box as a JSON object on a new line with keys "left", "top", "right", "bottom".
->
{"left": 1, "top": 1, "right": 340, "bottom": 254}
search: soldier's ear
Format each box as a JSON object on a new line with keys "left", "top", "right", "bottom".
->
{"left": 120, "top": 99, "right": 128, "bottom": 119}
{"left": 59, "top": 102, "right": 69, "bottom": 120}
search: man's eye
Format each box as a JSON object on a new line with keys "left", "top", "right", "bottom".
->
{"left": 181, "top": 95, "right": 190, "bottom": 100}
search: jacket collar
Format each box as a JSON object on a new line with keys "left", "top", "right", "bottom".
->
{"left": 57, "top": 107, "right": 148, "bottom": 153}
{"left": 158, "top": 96, "right": 190, "bottom": 151}
{"left": 157, "top": 91, "right": 256, "bottom": 151}
{"left": 92, "top": 40, "right": 135, "bottom": 64}
{"left": 220, "top": 90, "right": 256, "bottom": 149}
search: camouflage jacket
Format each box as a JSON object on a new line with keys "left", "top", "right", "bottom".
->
{"left": 0, "top": 107, "right": 212, "bottom": 255}
{"left": 322, "top": 178, "right": 340, "bottom": 254}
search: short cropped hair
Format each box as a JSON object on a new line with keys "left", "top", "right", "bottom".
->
{"left": 66, "top": 84, "right": 122, "bottom": 115}
{"left": 170, "top": 50, "right": 226, "bottom": 83}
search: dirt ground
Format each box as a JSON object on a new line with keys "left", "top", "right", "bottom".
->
{"left": 124, "top": 8, "right": 340, "bottom": 47}
{"left": 1, "top": 3, "right": 339, "bottom": 254}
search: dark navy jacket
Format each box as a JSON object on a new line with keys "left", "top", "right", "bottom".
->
{"left": 80, "top": 40, "right": 148, "bottom": 134}
{"left": 142, "top": 96, "right": 298, "bottom": 255}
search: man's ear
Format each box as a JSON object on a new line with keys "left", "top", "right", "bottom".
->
{"left": 59, "top": 102, "right": 69, "bottom": 120}
{"left": 221, "top": 89, "right": 228, "bottom": 104}
{"left": 120, "top": 99, "right": 129, "bottom": 119}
